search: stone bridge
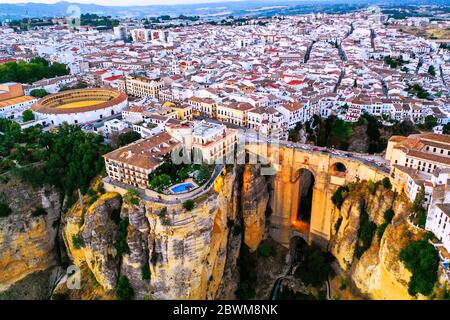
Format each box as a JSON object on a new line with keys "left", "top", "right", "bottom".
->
{"left": 245, "top": 143, "right": 390, "bottom": 248}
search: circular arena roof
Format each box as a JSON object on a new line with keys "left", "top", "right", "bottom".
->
{"left": 31, "top": 88, "right": 127, "bottom": 115}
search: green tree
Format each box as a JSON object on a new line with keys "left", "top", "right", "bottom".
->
{"left": 392, "top": 120, "right": 418, "bottom": 136}
{"left": 443, "top": 123, "right": 450, "bottom": 135}
{"left": 30, "top": 89, "right": 49, "bottom": 98}
{"left": 421, "top": 116, "right": 438, "bottom": 130}
{"left": 115, "top": 131, "right": 141, "bottom": 148}
{"left": 148, "top": 174, "right": 171, "bottom": 192}
{"left": 196, "top": 165, "right": 211, "bottom": 183}
{"left": 399, "top": 239, "right": 439, "bottom": 296}
{"left": 22, "top": 109, "right": 35, "bottom": 122}
{"left": 183, "top": 200, "right": 195, "bottom": 211}
{"left": 0, "top": 59, "right": 69, "bottom": 84}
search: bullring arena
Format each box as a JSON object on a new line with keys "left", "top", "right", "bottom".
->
{"left": 31, "top": 88, "right": 128, "bottom": 125}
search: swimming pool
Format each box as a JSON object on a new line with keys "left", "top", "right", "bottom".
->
{"left": 170, "top": 182, "right": 196, "bottom": 193}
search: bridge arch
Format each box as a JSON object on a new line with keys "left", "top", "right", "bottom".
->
{"left": 330, "top": 161, "right": 347, "bottom": 177}
{"left": 290, "top": 168, "right": 315, "bottom": 239}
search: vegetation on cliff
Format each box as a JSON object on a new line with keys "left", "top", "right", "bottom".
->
{"left": 399, "top": 236, "right": 440, "bottom": 296}
{"left": 141, "top": 262, "right": 151, "bottom": 281}
{"left": 377, "top": 208, "right": 395, "bottom": 243}
{"left": 0, "top": 120, "right": 110, "bottom": 210}
{"left": 123, "top": 189, "right": 139, "bottom": 206}
{"left": 291, "top": 115, "right": 353, "bottom": 150}
{"left": 236, "top": 245, "right": 257, "bottom": 299}
{"left": 0, "top": 201, "right": 12, "bottom": 218}
{"left": 257, "top": 242, "right": 276, "bottom": 257}
{"left": 115, "top": 218, "right": 130, "bottom": 256}
{"left": 411, "top": 186, "right": 427, "bottom": 228}
{"left": 294, "top": 243, "right": 334, "bottom": 287}
{"left": 332, "top": 186, "right": 350, "bottom": 210}
{"left": 183, "top": 200, "right": 195, "bottom": 211}
{"left": 116, "top": 276, "right": 134, "bottom": 300}
{"left": 288, "top": 112, "right": 420, "bottom": 154}
{"left": 72, "top": 234, "right": 84, "bottom": 249}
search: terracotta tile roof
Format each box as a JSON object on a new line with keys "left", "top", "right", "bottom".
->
{"left": 104, "top": 132, "right": 180, "bottom": 170}
{"left": 0, "top": 95, "right": 35, "bottom": 109}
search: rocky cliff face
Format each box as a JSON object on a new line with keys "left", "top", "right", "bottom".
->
{"left": 58, "top": 168, "right": 242, "bottom": 300}
{"left": 241, "top": 165, "right": 269, "bottom": 252}
{"left": 58, "top": 190, "right": 121, "bottom": 299}
{"left": 3, "top": 164, "right": 439, "bottom": 300}
{"left": 0, "top": 177, "right": 61, "bottom": 293}
{"left": 330, "top": 182, "right": 426, "bottom": 300}
{"left": 145, "top": 169, "right": 236, "bottom": 300}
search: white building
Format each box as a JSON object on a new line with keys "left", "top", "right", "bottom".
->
{"left": 103, "top": 119, "right": 129, "bottom": 136}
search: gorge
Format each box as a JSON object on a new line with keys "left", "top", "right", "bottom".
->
{"left": 0, "top": 145, "right": 447, "bottom": 300}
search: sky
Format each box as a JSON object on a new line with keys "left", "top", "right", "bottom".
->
{"left": 0, "top": 0, "right": 253, "bottom": 6}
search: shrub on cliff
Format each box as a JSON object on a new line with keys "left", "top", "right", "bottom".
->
{"left": 331, "top": 186, "right": 350, "bottom": 210}
{"left": 31, "top": 207, "right": 47, "bottom": 217}
{"left": 294, "top": 244, "right": 333, "bottom": 287}
{"left": 399, "top": 239, "right": 439, "bottom": 296}
{"left": 354, "top": 210, "right": 376, "bottom": 259}
{"left": 72, "top": 234, "right": 84, "bottom": 249}
{"left": 0, "top": 201, "right": 12, "bottom": 218}
{"left": 366, "top": 180, "right": 378, "bottom": 195}
{"left": 257, "top": 242, "right": 275, "bottom": 257}
{"left": 142, "top": 262, "right": 151, "bottom": 280}
{"left": 183, "top": 200, "right": 195, "bottom": 211}
{"left": 412, "top": 186, "right": 427, "bottom": 228}
{"left": 377, "top": 208, "right": 396, "bottom": 243}
{"left": 384, "top": 209, "right": 395, "bottom": 223}
{"left": 382, "top": 177, "right": 392, "bottom": 190}
{"left": 377, "top": 222, "right": 389, "bottom": 244}
{"left": 157, "top": 207, "right": 171, "bottom": 226}
{"left": 334, "top": 216, "right": 343, "bottom": 233}
{"left": 116, "top": 276, "right": 134, "bottom": 300}
{"left": 236, "top": 245, "right": 257, "bottom": 300}
{"left": 124, "top": 189, "right": 139, "bottom": 206}
{"left": 115, "top": 218, "right": 130, "bottom": 256}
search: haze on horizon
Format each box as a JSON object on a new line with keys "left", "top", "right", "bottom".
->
{"left": 0, "top": 0, "right": 281, "bottom": 6}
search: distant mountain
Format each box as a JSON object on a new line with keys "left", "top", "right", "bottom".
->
{"left": 0, "top": 0, "right": 448, "bottom": 21}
